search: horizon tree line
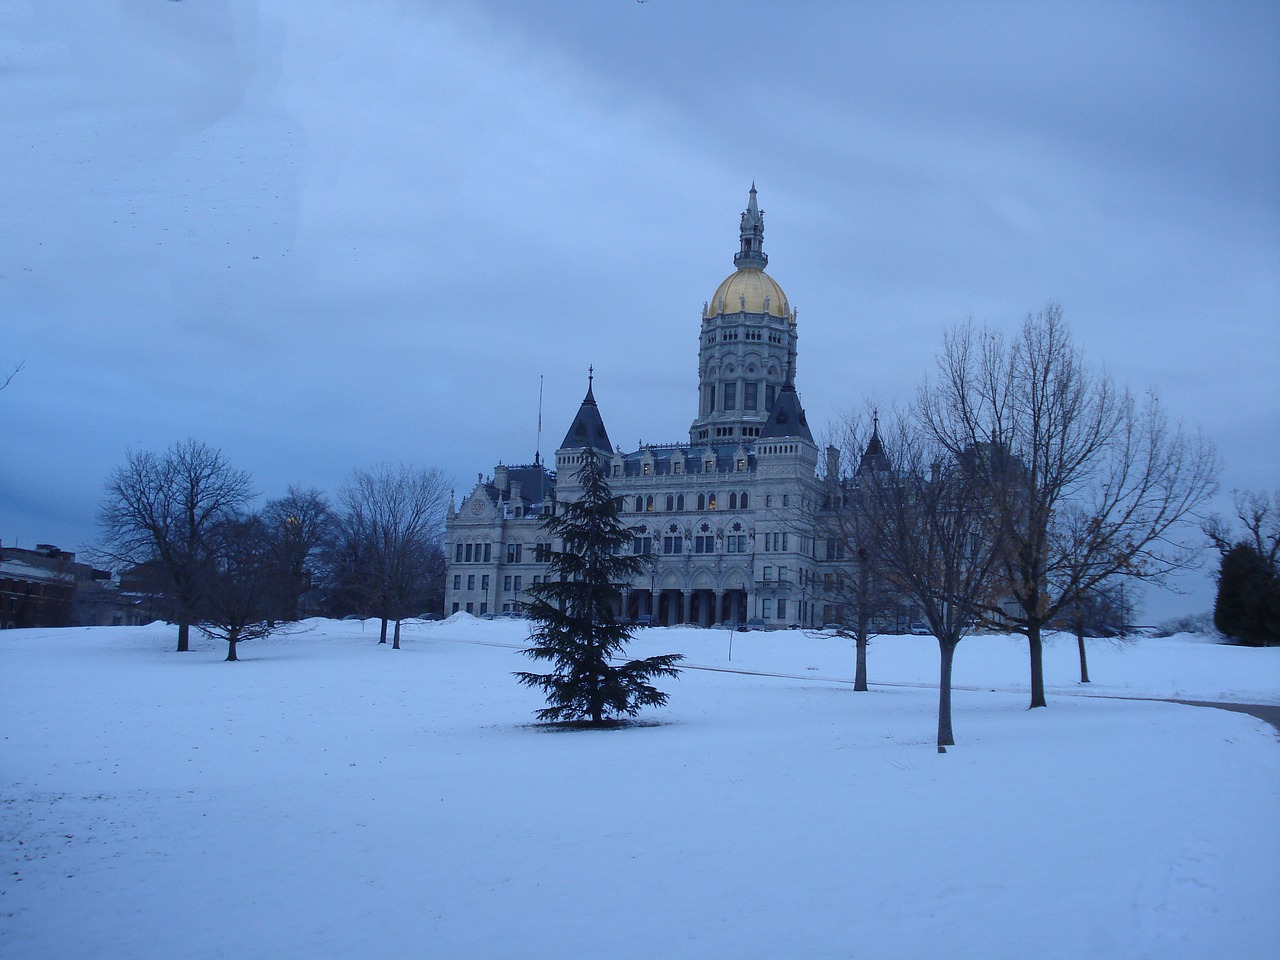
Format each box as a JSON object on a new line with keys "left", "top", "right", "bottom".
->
{"left": 94, "top": 440, "right": 449, "bottom": 659}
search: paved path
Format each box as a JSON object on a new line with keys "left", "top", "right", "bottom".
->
{"left": 1170, "top": 699, "right": 1280, "bottom": 732}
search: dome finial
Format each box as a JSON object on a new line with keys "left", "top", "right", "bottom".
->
{"left": 734, "top": 183, "right": 767, "bottom": 270}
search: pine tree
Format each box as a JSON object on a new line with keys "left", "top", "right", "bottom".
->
{"left": 515, "top": 453, "right": 682, "bottom": 725}
{"left": 1214, "top": 543, "right": 1280, "bottom": 646}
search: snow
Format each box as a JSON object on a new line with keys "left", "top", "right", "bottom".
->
{"left": 2, "top": 620, "right": 1277, "bottom": 959}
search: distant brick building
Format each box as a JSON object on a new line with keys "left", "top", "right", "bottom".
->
{"left": 0, "top": 543, "right": 100, "bottom": 628}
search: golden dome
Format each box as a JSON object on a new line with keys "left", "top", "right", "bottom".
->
{"left": 705, "top": 267, "right": 792, "bottom": 320}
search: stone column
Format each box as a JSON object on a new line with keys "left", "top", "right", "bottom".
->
{"left": 680, "top": 591, "right": 690, "bottom": 624}
{"left": 712, "top": 590, "right": 723, "bottom": 626}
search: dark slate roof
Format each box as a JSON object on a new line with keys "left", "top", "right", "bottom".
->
{"left": 559, "top": 381, "right": 613, "bottom": 454}
{"left": 505, "top": 465, "right": 554, "bottom": 504}
{"left": 759, "top": 383, "right": 814, "bottom": 443}
{"left": 616, "top": 444, "right": 756, "bottom": 477}
{"left": 858, "top": 426, "right": 890, "bottom": 474}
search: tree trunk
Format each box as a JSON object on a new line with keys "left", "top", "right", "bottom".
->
{"left": 379, "top": 617, "right": 388, "bottom": 644}
{"left": 1076, "top": 627, "right": 1090, "bottom": 684}
{"left": 177, "top": 618, "right": 190, "bottom": 653}
{"left": 226, "top": 630, "right": 239, "bottom": 662}
{"left": 392, "top": 618, "right": 401, "bottom": 650}
{"left": 1028, "top": 623, "right": 1047, "bottom": 708}
{"left": 937, "top": 639, "right": 956, "bottom": 748}
{"left": 854, "top": 636, "right": 868, "bottom": 692}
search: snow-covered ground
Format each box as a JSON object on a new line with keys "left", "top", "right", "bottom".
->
{"left": 3, "top": 618, "right": 1277, "bottom": 959}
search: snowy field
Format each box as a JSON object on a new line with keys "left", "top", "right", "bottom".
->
{"left": 3, "top": 618, "right": 1277, "bottom": 960}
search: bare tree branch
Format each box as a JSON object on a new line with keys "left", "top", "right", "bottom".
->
{"left": 919, "top": 305, "right": 1219, "bottom": 707}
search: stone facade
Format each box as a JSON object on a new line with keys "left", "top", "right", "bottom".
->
{"left": 444, "top": 187, "right": 849, "bottom": 629}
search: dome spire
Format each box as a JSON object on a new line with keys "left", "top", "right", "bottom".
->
{"left": 734, "top": 182, "right": 767, "bottom": 270}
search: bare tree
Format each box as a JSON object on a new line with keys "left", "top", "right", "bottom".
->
{"left": 1049, "top": 564, "right": 1136, "bottom": 684}
{"left": 1204, "top": 489, "right": 1280, "bottom": 564}
{"left": 1, "top": 360, "right": 23, "bottom": 392}
{"left": 262, "top": 486, "right": 334, "bottom": 622}
{"left": 862, "top": 416, "right": 1003, "bottom": 749}
{"left": 197, "top": 512, "right": 277, "bottom": 661}
{"left": 817, "top": 415, "right": 901, "bottom": 691}
{"left": 919, "top": 305, "right": 1219, "bottom": 708}
{"left": 96, "top": 439, "right": 254, "bottom": 651}
{"left": 337, "top": 465, "right": 450, "bottom": 648}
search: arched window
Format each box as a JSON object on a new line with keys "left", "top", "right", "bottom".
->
{"left": 709, "top": 494, "right": 718, "bottom": 511}
{"left": 677, "top": 494, "right": 685, "bottom": 511}
{"left": 635, "top": 496, "right": 644, "bottom": 512}
{"left": 646, "top": 495, "right": 654, "bottom": 512}
{"left": 665, "top": 494, "right": 674, "bottom": 512}
{"left": 697, "top": 494, "right": 706, "bottom": 511}
{"left": 740, "top": 492, "right": 749, "bottom": 509}
{"left": 729, "top": 493, "right": 738, "bottom": 510}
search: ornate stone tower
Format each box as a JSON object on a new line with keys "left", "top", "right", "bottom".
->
{"left": 689, "top": 184, "right": 799, "bottom": 446}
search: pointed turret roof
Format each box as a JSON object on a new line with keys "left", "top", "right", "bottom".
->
{"left": 858, "top": 413, "right": 890, "bottom": 474}
{"left": 558, "top": 369, "right": 613, "bottom": 454}
{"left": 759, "top": 382, "right": 814, "bottom": 443}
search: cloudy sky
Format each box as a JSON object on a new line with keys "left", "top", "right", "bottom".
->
{"left": 2, "top": 0, "right": 1276, "bottom": 619}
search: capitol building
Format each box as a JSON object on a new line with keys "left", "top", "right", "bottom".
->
{"left": 445, "top": 187, "right": 862, "bottom": 629}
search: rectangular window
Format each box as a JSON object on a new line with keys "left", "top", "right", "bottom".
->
{"left": 779, "top": 567, "right": 788, "bottom": 583}
{"left": 777, "top": 599, "right": 787, "bottom": 620}
{"left": 464, "top": 543, "right": 473, "bottom": 563}
{"left": 744, "top": 381, "right": 759, "bottom": 410}
{"left": 453, "top": 575, "right": 461, "bottom": 591}
{"left": 466, "top": 602, "right": 474, "bottom": 614}
{"left": 467, "top": 575, "right": 475, "bottom": 591}
{"left": 673, "top": 461, "right": 682, "bottom": 474}
{"left": 481, "top": 575, "right": 490, "bottom": 591}
{"left": 766, "top": 384, "right": 776, "bottom": 411}
{"left": 724, "top": 382, "right": 737, "bottom": 410}
{"left": 781, "top": 533, "right": 789, "bottom": 551}
{"left": 483, "top": 543, "right": 492, "bottom": 562}
{"left": 507, "top": 543, "right": 522, "bottom": 563}
{"left": 503, "top": 575, "right": 512, "bottom": 591}
{"left": 663, "top": 536, "right": 683, "bottom": 555}
{"left": 705, "top": 384, "right": 716, "bottom": 414}
{"left": 480, "top": 603, "right": 487, "bottom": 615}
{"left": 632, "top": 536, "right": 653, "bottom": 556}
{"left": 513, "top": 576, "right": 522, "bottom": 592}
{"left": 763, "top": 566, "right": 773, "bottom": 581}
{"left": 455, "top": 543, "right": 463, "bottom": 563}
{"left": 763, "top": 599, "right": 773, "bottom": 618}
{"left": 452, "top": 603, "right": 460, "bottom": 614}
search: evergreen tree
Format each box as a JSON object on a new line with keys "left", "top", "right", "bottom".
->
{"left": 1214, "top": 543, "right": 1280, "bottom": 646}
{"left": 515, "top": 454, "right": 682, "bottom": 725}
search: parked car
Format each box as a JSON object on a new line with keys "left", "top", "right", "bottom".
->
{"left": 631, "top": 615, "right": 654, "bottom": 627}
{"left": 744, "top": 617, "right": 767, "bottom": 631}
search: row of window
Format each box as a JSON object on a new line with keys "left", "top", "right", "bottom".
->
{"left": 704, "top": 328, "right": 786, "bottom": 345}
{"left": 702, "top": 382, "right": 777, "bottom": 415}
{"left": 454, "top": 541, "right": 552, "bottom": 564}
{"left": 632, "top": 491, "right": 753, "bottom": 513}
